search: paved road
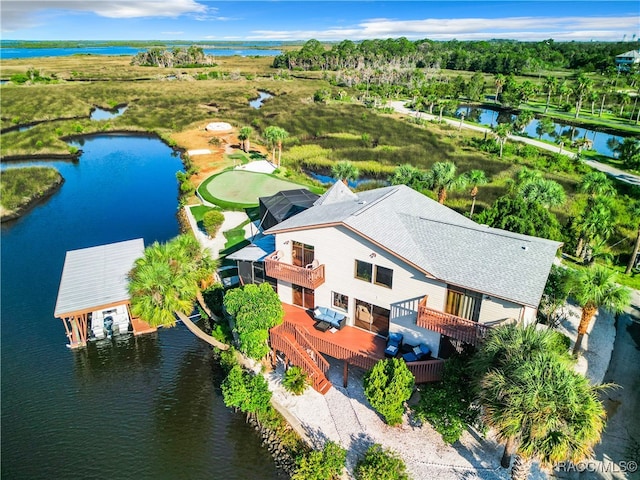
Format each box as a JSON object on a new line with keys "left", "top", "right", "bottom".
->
{"left": 387, "top": 101, "right": 640, "bottom": 187}
{"left": 586, "top": 291, "right": 640, "bottom": 480}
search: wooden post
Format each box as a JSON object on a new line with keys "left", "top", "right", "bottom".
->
{"left": 343, "top": 360, "right": 348, "bottom": 388}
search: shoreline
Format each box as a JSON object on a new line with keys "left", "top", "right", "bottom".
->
{"left": 1, "top": 172, "right": 64, "bottom": 222}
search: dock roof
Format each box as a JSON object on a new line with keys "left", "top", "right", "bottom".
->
{"left": 54, "top": 238, "right": 144, "bottom": 317}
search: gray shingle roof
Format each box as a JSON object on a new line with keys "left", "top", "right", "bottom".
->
{"left": 266, "top": 184, "right": 560, "bottom": 307}
{"left": 54, "top": 238, "right": 144, "bottom": 317}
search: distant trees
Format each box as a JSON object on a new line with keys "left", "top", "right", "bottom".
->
{"left": 131, "top": 46, "right": 215, "bottom": 67}
{"left": 264, "top": 126, "right": 289, "bottom": 167}
{"left": 238, "top": 126, "right": 253, "bottom": 153}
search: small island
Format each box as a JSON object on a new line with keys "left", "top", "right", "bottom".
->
{"left": 0, "top": 166, "right": 64, "bottom": 221}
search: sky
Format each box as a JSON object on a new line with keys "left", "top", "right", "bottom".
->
{"left": 1, "top": 1, "right": 639, "bottom": 42}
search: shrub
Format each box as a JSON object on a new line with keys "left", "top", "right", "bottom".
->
{"left": 292, "top": 440, "right": 346, "bottom": 480}
{"left": 354, "top": 444, "right": 409, "bottom": 480}
{"left": 363, "top": 358, "right": 414, "bottom": 426}
{"left": 202, "top": 210, "right": 225, "bottom": 237}
{"left": 413, "top": 348, "right": 480, "bottom": 444}
{"left": 283, "top": 366, "right": 309, "bottom": 395}
{"left": 202, "top": 283, "right": 225, "bottom": 317}
{"left": 224, "top": 282, "right": 284, "bottom": 359}
{"left": 221, "top": 364, "right": 272, "bottom": 417}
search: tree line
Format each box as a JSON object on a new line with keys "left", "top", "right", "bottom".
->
{"left": 274, "top": 38, "right": 640, "bottom": 75}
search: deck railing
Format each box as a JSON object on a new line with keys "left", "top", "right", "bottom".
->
{"left": 270, "top": 328, "right": 331, "bottom": 394}
{"left": 279, "top": 321, "right": 330, "bottom": 374}
{"left": 264, "top": 253, "right": 325, "bottom": 289}
{"left": 406, "top": 359, "right": 445, "bottom": 383}
{"left": 416, "top": 296, "right": 490, "bottom": 346}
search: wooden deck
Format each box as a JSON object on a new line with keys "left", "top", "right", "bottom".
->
{"left": 264, "top": 253, "right": 325, "bottom": 290}
{"left": 271, "top": 304, "right": 444, "bottom": 393}
{"left": 416, "top": 296, "right": 490, "bottom": 346}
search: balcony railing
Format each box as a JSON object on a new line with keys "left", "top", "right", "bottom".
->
{"left": 417, "top": 296, "right": 491, "bottom": 346}
{"left": 264, "top": 252, "right": 325, "bottom": 289}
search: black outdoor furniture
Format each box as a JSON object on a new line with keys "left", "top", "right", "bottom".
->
{"left": 384, "top": 332, "right": 403, "bottom": 357}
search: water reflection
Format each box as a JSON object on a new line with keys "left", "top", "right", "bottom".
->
{"left": 73, "top": 334, "right": 161, "bottom": 381}
{"left": 456, "top": 106, "right": 627, "bottom": 158}
{"left": 250, "top": 91, "right": 273, "bottom": 109}
{"left": 90, "top": 105, "right": 128, "bottom": 121}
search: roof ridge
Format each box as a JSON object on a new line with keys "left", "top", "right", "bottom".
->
{"left": 351, "top": 186, "right": 400, "bottom": 216}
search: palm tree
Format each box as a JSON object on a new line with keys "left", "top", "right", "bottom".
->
{"left": 518, "top": 177, "right": 566, "bottom": 208}
{"left": 567, "top": 265, "right": 631, "bottom": 356}
{"left": 543, "top": 76, "right": 558, "bottom": 113}
{"left": 331, "top": 160, "right": 359, "bottom": 186}
{"left": 617, "top": 91, "right": 631, "bottom": 117}
{"left": 264, "top": 126, "right": 288, "bottom": 167}
{"left": 535, "top": 117, "right": 555, "bottom": 139}
{"left": 613, "top": 137, "right": 640, "bottom": 170}
{"left": 578, "top": 171, "right": 615, "bottom": 198}
{"left": 574, "top": 197, "right": 615, "bottom": 259}
{"left": 494, "top": 74, "right": 506, "bottom": 104}
{"left": 625, "top": 200, "right": 640, "bottom": 274}
{"left": 572, "top": 72, "right": 593, "bottom": 119}
{"left": 492, "top": 123, "right": 511, "bottom": 158}
{"left": 424, "top": 161, "right": 467, "bottom": 204}
{"left": 513, "top": 110, "right": 534, "bottom": 133}
{"left": 463, "top": 169, "right": 488, "bottom": 217}
{"left": 238, "top": 126, "right": 252, "bottom": 153}
{"left": 479, "top": 352, "right": 608, "bottom": 480}
{"left": 389, "top": 164, "right": 425, "bottom": 190}
{"left": 128, "top": 234, "right": 217, "bottom": 328}
{"left": 472, "top": 324, "right": 576, "bottom": 468}
{"left": 557, "top": 80, "right": 571, "bottom": 108}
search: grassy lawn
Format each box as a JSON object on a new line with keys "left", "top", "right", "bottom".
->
{"left": 198, "top": 170, "right": 316, "bottom": 208}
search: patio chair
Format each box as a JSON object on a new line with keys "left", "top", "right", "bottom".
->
{"left": 384, "top": 332, "right": 403, "bottom": 357}
{"left": 305, "top": 259, "right": 319, "bottom": 269}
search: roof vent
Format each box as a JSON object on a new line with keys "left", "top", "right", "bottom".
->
{"left": 522, "top": 246, "right": 528, "bottom": 251}
{"left": 357, "top": 200, "right": 367, "bottom": 205}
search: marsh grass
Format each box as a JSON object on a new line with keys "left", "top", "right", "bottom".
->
{"left": 0, "top": 166, "right": 62, "bottom": 212}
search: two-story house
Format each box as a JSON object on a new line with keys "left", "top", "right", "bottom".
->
{"left": 234, "top": 182, "right": 560, "bottom": 392}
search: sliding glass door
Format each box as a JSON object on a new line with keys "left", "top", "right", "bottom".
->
{"left": 354, "top": 299, "right": 389, "bottom": 336}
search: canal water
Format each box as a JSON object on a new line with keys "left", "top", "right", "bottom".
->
{"left": 456, "top": 105, "right": 628, "bottom": 158}
{"left": 0, "top": 134, "right": 281, "bottom": 480}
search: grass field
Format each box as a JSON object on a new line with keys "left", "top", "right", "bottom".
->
{"left": 198, "top": 170, "right": 315, "bottom": 207}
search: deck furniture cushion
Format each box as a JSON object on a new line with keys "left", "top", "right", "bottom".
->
{"left": 402, "top": 351, "right": 418, "bottom": 362}
{"left": 313, "top": 307, "right": 346, "bottom": 329}
{"left": 384, "top": 332, "right": 403, "bottom": 357}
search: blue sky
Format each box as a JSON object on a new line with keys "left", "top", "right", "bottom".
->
{"left": 2, "top": 1, "right": 639, "bottom": 42}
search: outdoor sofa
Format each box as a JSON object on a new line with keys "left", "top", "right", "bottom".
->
{"left": 313, "top": 306, "right": 346, "bottom": 331}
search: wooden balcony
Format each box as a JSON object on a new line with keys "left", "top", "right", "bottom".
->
{"left": 416, "top": 296, "right": 490, "bottom": 346}
{"left": 264, "top": 252, "right": 325, "bottom": 289}
{"left": 271, "top": 304, "right": 444, "bottom": 393}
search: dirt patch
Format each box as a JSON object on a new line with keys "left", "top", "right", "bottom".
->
{"left": 171, "top": 122, "right": 268, "bottom": 186}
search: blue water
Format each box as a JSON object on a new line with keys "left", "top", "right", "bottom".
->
{"left": 250, "top": 91, "right": 273, "bottom": 109}
{"left": 0, "top": 46, "right": 280, "bottom": 60}
{"left": 90, "top": 106, "right": 128, "bottom": 121}
{"left": 0, "top": 134, "right": 280, "bottom": 480}
{"left": 456, "top": 106, "right": 627, "bottom": 158}
{"left": 306, "top": 170, "right": 387, "bottom": 188}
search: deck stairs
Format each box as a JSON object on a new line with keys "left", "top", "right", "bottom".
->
{"left": 271, "top": 325, "right": 332, "bottom": 395}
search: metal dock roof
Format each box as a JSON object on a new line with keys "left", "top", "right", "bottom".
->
{"left": 54, "top": 238, "right": 145, "bottom": 317}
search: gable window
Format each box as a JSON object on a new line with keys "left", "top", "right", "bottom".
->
{"left": 355, "top": 260, "right": 373, "bottom": 282}
{"left": 445, "top": 286, "right": 482, "bottom": 322}
{"left": 332, "top": 292, "right": 349, "bottom": 311}
{"left": 374, "top": 266, "right": 393, "bottom": 289}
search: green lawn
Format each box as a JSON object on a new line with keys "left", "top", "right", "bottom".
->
{"left": 198, "top": 170, "right": 314, "bottom": 208}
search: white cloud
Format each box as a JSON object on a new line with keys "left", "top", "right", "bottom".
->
{"left": 248, "top": 15, "right": 640, "bottom": 41}
{"left": 1, "top": 0, "right": 209, "bottom": 32}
